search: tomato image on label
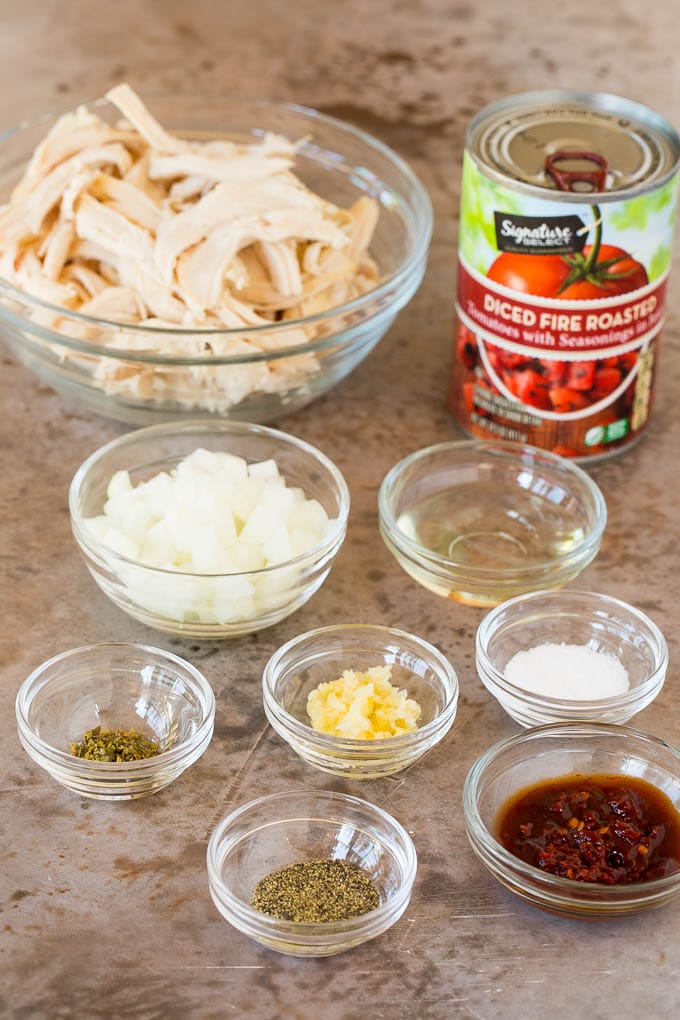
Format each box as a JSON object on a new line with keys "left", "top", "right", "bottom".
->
{"left": 483, "top": 343, "right": 636, "bottom": 414}
{"left": 462, "top": 208, "right": 655, "bottom": 427}
{"left": 557, "top": 245, "right": 648, "bottom": 298}
{"left": 487, "top": 252, "right": 576, "bottom": 297}
{"left": 487, "top": 210, "right": 649, "bottom": 300}
{"left": 461, "top": 329, "right": 639, "bottom": 418}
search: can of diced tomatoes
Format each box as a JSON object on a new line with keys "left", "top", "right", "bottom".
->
{"left": 449, "top": 90, "right": 680, "bottom": 459}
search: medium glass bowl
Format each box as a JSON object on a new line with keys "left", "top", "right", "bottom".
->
{"left": 206, "top": 790, "right": 417, "bottom": 956}
{"left": 476, "top": 590, "right": 668, "bottom": 727}
{"left": 379, "top": 439, "right": 606, "bottom": 607}
{"left": 0, "top": 94, "right": 432, "bottom": 425}
{"left": 262, "top": 624, "right": 459, "bottom": 778}
{"left": 69, "top": 420, "right": 349, "bottom": 638}
{"left": 463, "top": 723, "right": 680, "bottom": 918}
{"left": 15, "top": 643, "right": 215, "bottom": 800}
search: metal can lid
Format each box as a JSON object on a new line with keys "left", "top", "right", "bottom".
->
{"left": 468, "top": 90, "right": 680, "bottom": 200}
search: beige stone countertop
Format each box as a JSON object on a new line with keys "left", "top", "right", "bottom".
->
{"left": 2, "top": 2, "right": 680, "bottom": 1017}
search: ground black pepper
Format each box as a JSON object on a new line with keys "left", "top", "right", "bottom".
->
{"left": 251, "top": 859, "right": 380, "bottom": 922}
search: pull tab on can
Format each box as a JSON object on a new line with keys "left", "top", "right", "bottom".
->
{"left": 545, "top": 150, "right": 608, "bottom": 192}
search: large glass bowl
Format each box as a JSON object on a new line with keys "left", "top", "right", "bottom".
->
{"left": 207, "top": 790, "right": 417, "bottom": 956}
{"left": 16, "top": 643, "right": 215, "bottom": 800}
{"left": 0, "top": 95, "right": 432, "bottom": 424}
{"left": 379, "top": 439, "right": 606, "bottom": 607}
{"left": 463, "top": 723, "right": 680, "bottom": 918}
{"left": 69, "top": 420, "right": 349, "bottom": 638}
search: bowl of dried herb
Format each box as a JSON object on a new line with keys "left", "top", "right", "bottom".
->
{"left": 207, "top": 790, "right": 417, "bottom": 956}
{"left": 16, "top": 643, "right": 215, "bottom": 800}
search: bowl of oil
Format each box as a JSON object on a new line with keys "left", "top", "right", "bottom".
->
{"left": 378, "top": 439, "right": 606, "bottom": 607}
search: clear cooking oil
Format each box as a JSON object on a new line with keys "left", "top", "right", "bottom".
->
{"left": 395, "top": 480, "right": 585, "bottom": 572}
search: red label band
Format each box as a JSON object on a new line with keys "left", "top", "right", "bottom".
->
{"left": 457, "top": 258, "right": 667, "bottom": 353}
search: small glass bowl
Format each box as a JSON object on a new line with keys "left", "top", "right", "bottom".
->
{"left": 378, "top": 439, "right": 606, "bottom": 607}
{"left": 463, "top": 723, "right": 680, "bottom": 919}
{"left": 475, "top": 590, "right": 668, "bottom": 727}
{"left": 69, "top": 420, "right": 349, "bottom": 638}
{"left": 16, "top": 643, "right": 215, "bottom": 800}
{"left": 207, "top": 790, "right": 417, "bottom": 956}
{"left": 262, "top": 624, "right": 459, "bottom": 778}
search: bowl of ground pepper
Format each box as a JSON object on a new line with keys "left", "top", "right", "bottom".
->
{"left": 16, "top": 643, "right": 215, "bottom": 800}
{"left": 206, "top": 790, "right": 417, "bottom": 956}
{"left": 463, "top": 723, "right": 680, "bottom": 918}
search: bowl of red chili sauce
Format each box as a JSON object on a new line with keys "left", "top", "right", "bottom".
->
{"left": 463, "top": 723, "right": 680, "bottom": 918}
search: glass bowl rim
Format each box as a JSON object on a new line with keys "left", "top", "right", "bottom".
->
{"left": 206, "top": 788, "right": 418, "bottom": 932}
{"left": 15, "top": 640, "right": 216, "bottom": 770}
{"left": 262, "top": 622, "right": 459, "bottom": 750}
{"left": 475, "top": 588, "right": 669, "bottom": 710}
{"left": 463, "top": 720, "right": 680, "bottom": 897}
{"left": 0, "top": 92, "right": 433, "bottom": 358}
{"left": 378, "top": 439, "right": 607, "bottom": 579}
{"left": 68, "top": 419, "right": 350, "bottom": 579}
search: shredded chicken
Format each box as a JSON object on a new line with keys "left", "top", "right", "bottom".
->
{"left": 0, "top": 84, "right": 380, "bottom": 410}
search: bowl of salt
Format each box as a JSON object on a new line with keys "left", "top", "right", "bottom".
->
{"left": 475, "top": 589, "right": 668, "bottom": 727}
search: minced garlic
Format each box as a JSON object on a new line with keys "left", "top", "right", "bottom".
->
{"left": 306, "top": 666, "right": 422, "bottom": 739}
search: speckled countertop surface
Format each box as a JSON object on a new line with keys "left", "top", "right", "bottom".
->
{"left": 2, "top": 2, "right": 680, "bottom": 1018}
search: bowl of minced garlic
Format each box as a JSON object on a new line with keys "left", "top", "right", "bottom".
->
{"left": 262, "top": 624, "right": 459, "bottom": 778}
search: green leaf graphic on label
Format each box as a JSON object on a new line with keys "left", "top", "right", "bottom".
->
{"left": 649, "top": 243, "right": 672, "bottom": 281}
{"left": 608, "top": 176, "right": 677, "bottom": 232}
{"left": 459, "top": 153, "right": 524, "bottom": 272}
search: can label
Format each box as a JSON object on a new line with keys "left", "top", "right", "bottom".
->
{"left": 449, "top": 151, "right": 679, "bottom": 457}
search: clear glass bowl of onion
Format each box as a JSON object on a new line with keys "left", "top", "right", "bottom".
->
{"left": 69, "top": 420, "right": 349, "bottom": 638}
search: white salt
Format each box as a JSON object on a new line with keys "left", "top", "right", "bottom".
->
{"left": 504, "top": 642, "right": 630, "bottom": 701}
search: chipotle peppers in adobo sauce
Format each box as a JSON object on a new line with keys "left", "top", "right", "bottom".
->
{"left": 497, "top": 775, "right": 680, "bottom": 884}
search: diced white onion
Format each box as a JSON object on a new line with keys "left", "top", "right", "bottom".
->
{"left": 84, "top": 448, "right": 331, "bottom": 625}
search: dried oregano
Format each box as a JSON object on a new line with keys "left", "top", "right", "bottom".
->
{"left": 69, "top": 725, "right": 160, "bottom": 762}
